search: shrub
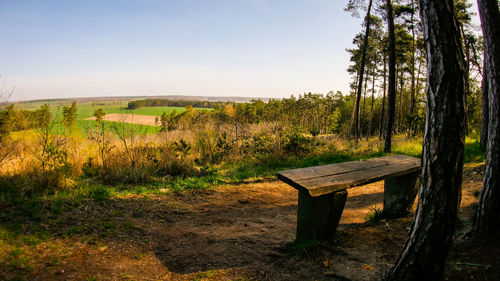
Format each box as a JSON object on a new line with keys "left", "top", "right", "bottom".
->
{"left": 282, "top": 126, "right": 313, "bottom": 155}
{"left": 82, "top": 157, "right": 99, "bottom": 178}
{"left": 248, "top": 131, "right": 274, "bottom": 155}
{"left": 158, "top": 156, "right": 197, "bottom": 178}
{"left": 98, "top": 149, "right": 153, "bottom": 184}
{"left": 156, "top": 139, "right": 198, "bottom": 178}
{"left": 193, "top": 125, "right": 227, "bottom": 165}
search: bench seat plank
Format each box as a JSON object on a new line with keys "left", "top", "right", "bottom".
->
{"left": 278, "top": 155, "right": 420, "bottom": 197}
{"left": 278, "top": 154, "right": 413, "bottom": 181}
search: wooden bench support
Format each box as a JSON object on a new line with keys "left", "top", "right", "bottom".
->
{"left": 383, "top": 171, "right": 420, "bottom": 218}
{"left": 296, "top": 189, "right": 347, "bottom": 241}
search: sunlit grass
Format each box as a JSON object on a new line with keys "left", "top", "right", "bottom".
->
{"left": 392, "top": 138, "right": 423, "bottom": 157}
{"left": 0, "top": 130, "right": 488, "bottom": 280}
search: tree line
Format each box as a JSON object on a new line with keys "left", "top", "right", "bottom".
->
{"left": 345, "top": 0, "right": 483, "bottom": 151}
{"left": 0, "top": 102, "right": 78, "bottom": 136}
{"left": 0, "top": 104, "right": 51, "bottom": 134}
{"left": 127, "top": 99, "right": 218, "bottom": 109}
{"left": 141, "top": 92, "right": 385, "bottom": 138}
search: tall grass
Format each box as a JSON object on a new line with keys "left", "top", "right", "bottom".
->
{"left": 1, "top": 117, "right": 486, "bottom": 207}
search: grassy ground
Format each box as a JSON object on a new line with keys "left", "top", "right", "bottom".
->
{"left": 0, "top": 144, "right": 493, "bottom": 281}
{"left": 0, "top": 135, "right": 488, "bottom": 280}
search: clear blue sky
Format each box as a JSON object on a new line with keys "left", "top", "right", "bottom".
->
{"left": 0, "top": 0, "right": 366, "bottom": 101}
{"left": 0, "top": 0, "right": 477, "bottom": 101}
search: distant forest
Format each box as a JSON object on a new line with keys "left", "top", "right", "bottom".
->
{"left": 0, "top": 104, "right": 52, "bottom": 133}
{"left": 127, "top": 99, "right": 218, "bottom": 109}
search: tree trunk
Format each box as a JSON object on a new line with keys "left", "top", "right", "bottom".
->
{"left": 470, "top": 0, "right": 500, "bottom": 238}
{"left": 398, "top": 70, "right": 404, "bottom": 132}
{"left": 361, "top": 72, "right": 369, "bottom": 134}
{"left": 384, "top": 0, "right": 467, "bottom": 280}
{"left": 409, "top": 0, "right": 417, "bottom": 118}
{"left": 460, "top": 23, "right": 471, "bottom": 135}
{"left": 367, "top": 69, "right": 376, "bottom": 140}
{"left": 384, "top": 0, "right": 396, "bottom": 153}
{"left": 351, "top": 0, "right": 374, "bottom": 140}
{"left": 412, "top": 57, "right": 423, "bottom": 135}
{"left": 480, "top": 53, "right": 489, "bottom": 151}
{"left": 380, "top": 52, "right": 388, "bottom": 140}
{"left": 350, "top": 73, "right": 360, "bottom": 136}
{"left": 415, "top": 58, "right": 423, "bottom": 101}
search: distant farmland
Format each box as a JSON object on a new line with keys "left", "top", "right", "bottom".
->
{"left": 85, "top": 114, "right": 160, "bottom": 127}
{"left": 18, "top": 101, "right": 211, "bottom": 135}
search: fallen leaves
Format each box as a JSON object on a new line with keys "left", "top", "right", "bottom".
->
{"left": 363, "top": 264, "right": 374, "bottom": 270}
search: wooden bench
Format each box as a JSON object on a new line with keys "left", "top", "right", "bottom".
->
{"left": 278, "top": 155, "right": 421, "bottom": 241}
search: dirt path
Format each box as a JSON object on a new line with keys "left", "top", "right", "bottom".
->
{"left": 2, "top": 165, "right": 498, "bottom": 281}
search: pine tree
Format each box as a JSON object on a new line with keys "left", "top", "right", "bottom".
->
{"left": 384, "top": 0, "right": 467, "bottom": 279}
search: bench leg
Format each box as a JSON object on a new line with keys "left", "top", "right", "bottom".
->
{"left": 296, "top": 189, "right": 347, "bottom": 242}
{"left": 383, "top": 171, "right": 420, "bottom": 218}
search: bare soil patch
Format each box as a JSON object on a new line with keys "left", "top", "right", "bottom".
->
{"left": 1, "top": 164, "right": 497, "bottom": 281}
{"left": 86, "top": 113, "right": 159, "bottom": 126}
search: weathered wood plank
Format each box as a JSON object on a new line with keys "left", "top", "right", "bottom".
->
{"left": 278, "top": 155, "right": 416, "bottom": 182}
{"left": 305, "top": 160, "right": 420, "bottom": 197}
{"left": 278, "top": 155, "right": 420, "bottom": 197}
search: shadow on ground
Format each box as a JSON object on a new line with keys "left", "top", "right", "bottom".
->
{"left": 1, "top": 166, "right": 497, "bottom": 281}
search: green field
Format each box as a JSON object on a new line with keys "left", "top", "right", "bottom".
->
{"left": 74, "top": 102, "right": 189, "bottom": 135}
{"left": 20, "top": 101, "right": 209, "bottom": 135}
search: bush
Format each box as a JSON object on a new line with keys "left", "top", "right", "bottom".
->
{"left": 282, "top": 126, "right": 313, "bottom": 155}
{"left": 98, "top": 151, "right": 153, "bottom": 184}
{"left": 193, "top": 126, "right": 231, "bottom": 165}
{"left": 158, "top": 156, "right": 197, "bottom": 178}
{"left": 156, "top": 140, "right": 198, "bottom": 178}
{"left": 32, "top": 166, "right": 73, "bottom": 193}
{"left": 248, "top": 131, "right": 274, "bottom": 155}
{"left": 81, "top": 157, "right": 99, "bottom": 178}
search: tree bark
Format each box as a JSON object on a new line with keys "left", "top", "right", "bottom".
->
{"left": 398, "top": 70, "right": 404, "bottom": 132}
{"left": 380, "top": 52, "right": 388, "bottom": 140}
{"left": 384, "top": 0, "right": 467, "bottom": 279}
{"left": 351, "top": 0, "right": 374, "bottom": 140}
{"left": 361, "top": 71, "right": 369, "bottom": 133}
{"left": 461, "top": 23, "right": 471, "bottom": 135}
{"left": 415, "top": 58, "right": 423, "bottom": 102}
{"left": 412, "top": 57, "right": 423, "bottom": 135}
{"left": 480, "top": 53, "right": 489, "bottom": 151}
{"left": 350, "top": 73, "right": 360, "bottom": 136}
{"left": 470, "top": 0, "right": 500, "bottom": 238}
{"left": 409, "top": 0, "right": 417, "bottom": 118}
{"left": 367, "top": 69, "right": 376, "bottom": 140}
{"left": 384, "top": 0, "right": 396, "bottom": 153}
